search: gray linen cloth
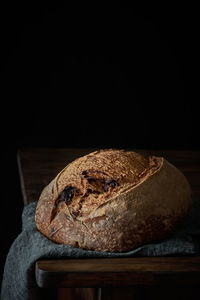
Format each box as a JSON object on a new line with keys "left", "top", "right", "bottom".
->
{"left": 1, "top": 198, "right": 200, "bottom": 300}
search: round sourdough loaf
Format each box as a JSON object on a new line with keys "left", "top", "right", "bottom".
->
{"left": 35, "top": 149, "right": 192, "bottom": 252}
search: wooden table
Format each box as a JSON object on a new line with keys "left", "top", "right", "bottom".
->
{"left": 17, "top": 148, "right": 200, "bottom": 300}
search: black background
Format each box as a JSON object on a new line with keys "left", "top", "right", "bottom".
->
{"left": 0, "top": 4, "right": 199, "bottom": 284}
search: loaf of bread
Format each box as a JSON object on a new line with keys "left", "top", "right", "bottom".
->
{"left": 35, "top": 149, "right": 192, "bottom": 252}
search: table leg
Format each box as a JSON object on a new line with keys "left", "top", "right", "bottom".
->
{"left": 57, "top": 287, "right": 101, "bottom": 300}
{"left": 57, "top": 287, "right": 143, "bottom": 300}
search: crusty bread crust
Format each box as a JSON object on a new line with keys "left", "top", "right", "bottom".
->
{"left": 35, "top": 149, "right": 192, "bottom": 252}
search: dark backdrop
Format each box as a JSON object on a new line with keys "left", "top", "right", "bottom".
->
{"left": 0, "top": 5, "right": 199, "bottom": 283}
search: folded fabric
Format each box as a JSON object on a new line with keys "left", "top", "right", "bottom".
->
{"left": 1, "top": 198, "right": 200, "bottom": 300}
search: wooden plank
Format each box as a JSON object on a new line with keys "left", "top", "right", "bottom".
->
{"left": 35, "top": 256, "right": 200, "bottom": 288}
{"left": 17, "top": 148, "right": 200, "bottom": 204}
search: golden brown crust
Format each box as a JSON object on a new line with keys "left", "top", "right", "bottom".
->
{"left": 35, "top": 149, "right": 192, "bottom": 252}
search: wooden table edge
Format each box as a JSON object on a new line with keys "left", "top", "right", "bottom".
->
{"left": 35, "top": 255, "right": 200, "bottom": 288}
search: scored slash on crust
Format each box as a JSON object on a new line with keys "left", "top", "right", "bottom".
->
{"left": 49, "top": 225, "right": 64, "bottom": 237}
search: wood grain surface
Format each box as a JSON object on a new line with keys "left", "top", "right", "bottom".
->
{"left": 36, "top": 256, "right": 200, "bottom": 288}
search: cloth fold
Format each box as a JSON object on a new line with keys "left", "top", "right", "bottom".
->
{"left": 1, "top": 198, "right": 200, "bottom": 300}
